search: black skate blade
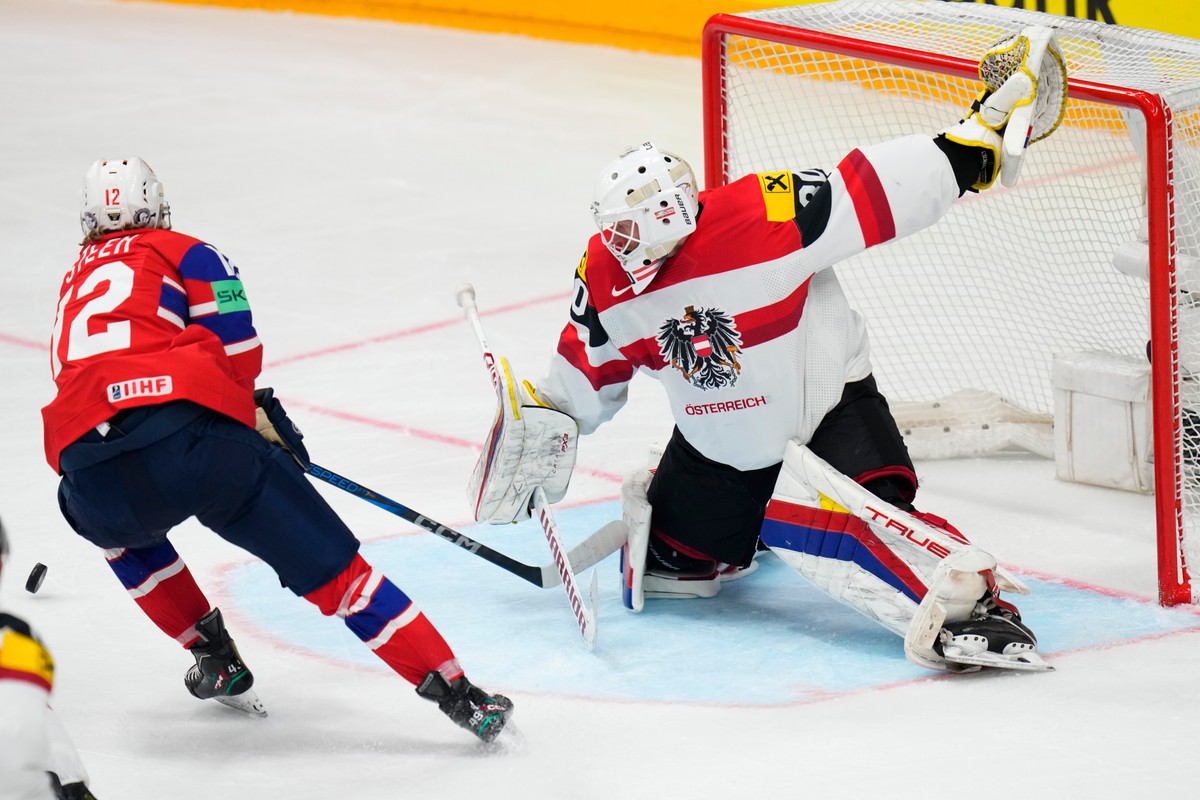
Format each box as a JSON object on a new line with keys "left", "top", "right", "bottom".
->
{"left": 215, "top": 689, "right": 268, "bottom": 717}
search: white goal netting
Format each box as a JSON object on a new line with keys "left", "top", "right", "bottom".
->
{"left": 703, "top": 0, "right": 1200, "bottom": 603}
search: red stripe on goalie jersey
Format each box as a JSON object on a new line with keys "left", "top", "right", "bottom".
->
{"left": 555, "top": 319, "right": 636, "bottom": 391}
{"left": 42, "top": 229, "right": 262, "bottom": 472}
{"left": 618, "top": 277, "right": 813, "bottom": 370}
{"left": 587, "top": 175, "right": 805, "bottom": 309}
{"left": 838, "top": 149, "right": 896, "bottom": 247}
{"left": 573, "top": 174, "right": 812, "bottom": 372}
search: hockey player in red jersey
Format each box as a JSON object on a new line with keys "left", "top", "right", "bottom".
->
{"left": 470, "top": 33, "right": 1066, "bottom": 672}
{"left": 42, "top": 158, "right": 512, "bottom": 740}
{"left": 0, "top": 517, "right": 98, "bottom": 799}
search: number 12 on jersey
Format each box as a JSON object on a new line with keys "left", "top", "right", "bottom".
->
{"left": 51, "top": 260, "right": 136, "bottom": 378}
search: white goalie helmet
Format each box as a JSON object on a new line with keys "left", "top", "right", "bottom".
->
{"left": 591, "top": 142, "right": 698, "bottom": 294}
{"left": 80, "top": 157, "right": 171, "bottom": 241}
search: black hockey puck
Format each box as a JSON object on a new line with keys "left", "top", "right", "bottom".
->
{"left": 25, "top": 562, "right": 48, "bottom": 594}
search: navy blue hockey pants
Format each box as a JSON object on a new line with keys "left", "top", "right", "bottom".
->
{"left": 56, "top": 402, "right": 359, "bottom": 596}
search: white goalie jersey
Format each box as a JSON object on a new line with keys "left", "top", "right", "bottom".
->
{"left": 538, "top": 134, "right": 962, "bottom": 470}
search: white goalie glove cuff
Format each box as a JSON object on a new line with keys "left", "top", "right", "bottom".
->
{"left": 467, "top": 359, "right": 579, "bottom": 524}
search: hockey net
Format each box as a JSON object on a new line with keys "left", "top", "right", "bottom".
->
{"left": 702, "top": 0, "right": 1200, "bottom": 605}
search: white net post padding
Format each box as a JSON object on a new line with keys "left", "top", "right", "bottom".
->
{"left": 701, "top": 0, "right": 1200, "bottom": 605}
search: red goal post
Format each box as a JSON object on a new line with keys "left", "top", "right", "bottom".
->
{"left": 701, "top": 0, "right": 1200, "bottom": 605}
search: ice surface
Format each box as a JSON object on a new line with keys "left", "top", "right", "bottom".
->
{"left": 3, "top": 2, "right": 1200, "bottom": 798}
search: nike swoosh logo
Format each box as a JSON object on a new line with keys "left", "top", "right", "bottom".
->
{"left": 611, "top": 283, "right": 635, "bottom": 298}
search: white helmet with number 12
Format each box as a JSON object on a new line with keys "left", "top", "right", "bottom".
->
{"left": 80, "top": 157, "right": 171, "bottom": 242}
{"left": 591, "top": 142, "right": 698, "bottom": 295}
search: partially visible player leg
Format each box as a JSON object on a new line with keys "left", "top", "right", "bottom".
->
{"left": 103, "top": 543, "right": 265, "bottom": 714}
{"left": 205, "top": 427, "right": 513, "bottom": 741}
{"left": 304, "top": 552, "right": 458, "bottom": 683}
{"left": 58, "top": 414, "right": 268, "bottom": 715}
{"left": 103, "top": 542, "right": 211, "bottom": 647}
{"left": 303, "top": 552, "right": 513, "bottom": 742}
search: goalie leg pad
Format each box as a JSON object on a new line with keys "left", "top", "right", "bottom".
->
{"left": 763, "top": 441, "right": 1028, "bottom": 671}
{"left": 620, "top": 466, "right": 725, "bottom": 611}
{"left": 620, "top": 467, "right": 653, "bottom": 612}
{"left": 903, "top": 549, "right": 996, "bottom": 672}
{"left": 642, "top": 569, "right": 723, "bottom": 602}
{"left": 760, "top": 488, "right": 924, "bottom": 638}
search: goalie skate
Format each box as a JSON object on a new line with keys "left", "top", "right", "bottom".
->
{"left": 936, "top": 603, "right": 1054, "bottom": 673}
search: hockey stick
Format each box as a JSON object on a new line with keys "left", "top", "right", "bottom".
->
{"left": 306, "top": 462, "right": 624, "bottom": 589}
{"left": 455, "top": 282, "right": 600, "bottom": 647}
{"left": 533, "top": 486, "right": 599, "bottom": 648}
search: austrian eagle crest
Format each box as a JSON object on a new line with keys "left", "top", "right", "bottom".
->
{"left": 657, "top": 305, "right": 743, "bottom": 390}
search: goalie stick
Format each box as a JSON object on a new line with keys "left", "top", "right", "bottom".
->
{"left": 306, "top": 462, "right": 624, "bottom": 589}
{"left": 533, "top": 485, "right": 599, "bottom": 648}
{"left": 456, "top": 282, "right": 599, "bottom": 647}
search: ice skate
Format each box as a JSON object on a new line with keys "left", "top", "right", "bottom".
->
{"left": 184, "top": 608, "right": 267, "bottom": 717}
{"left": 936, "top": 598, "right": 1053, "bottom": 672}
{"left": 416, "top": 671, "right": 513, "bottom": 743}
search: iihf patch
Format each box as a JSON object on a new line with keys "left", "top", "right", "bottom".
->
{"left": 107, "top": 376, "right": 173, "bottom": 402}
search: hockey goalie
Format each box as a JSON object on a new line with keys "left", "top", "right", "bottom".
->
{"left": 469, "top": 28, "right": 1065, "bottom": 672}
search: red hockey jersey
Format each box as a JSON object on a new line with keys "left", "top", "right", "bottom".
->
{"left": 42, "top": 229, "right": 262, "bottom": 472}
{"left": 538, "top": 135, "right": 961, "bottom": 470}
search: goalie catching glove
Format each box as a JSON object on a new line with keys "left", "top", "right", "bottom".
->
{"left": 468, "top": 358, "right": 579, "bottom": 524}
{"left": 941, "top": 24, "right": 1067, "bottom": 190}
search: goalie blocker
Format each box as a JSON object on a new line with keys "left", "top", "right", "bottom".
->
{"left": 469, "top": 356, "right": 579, "bottom": 524}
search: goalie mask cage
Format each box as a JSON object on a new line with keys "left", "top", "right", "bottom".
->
{"left": 701, "top": 0, "right": 1200, "bottom": 605}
